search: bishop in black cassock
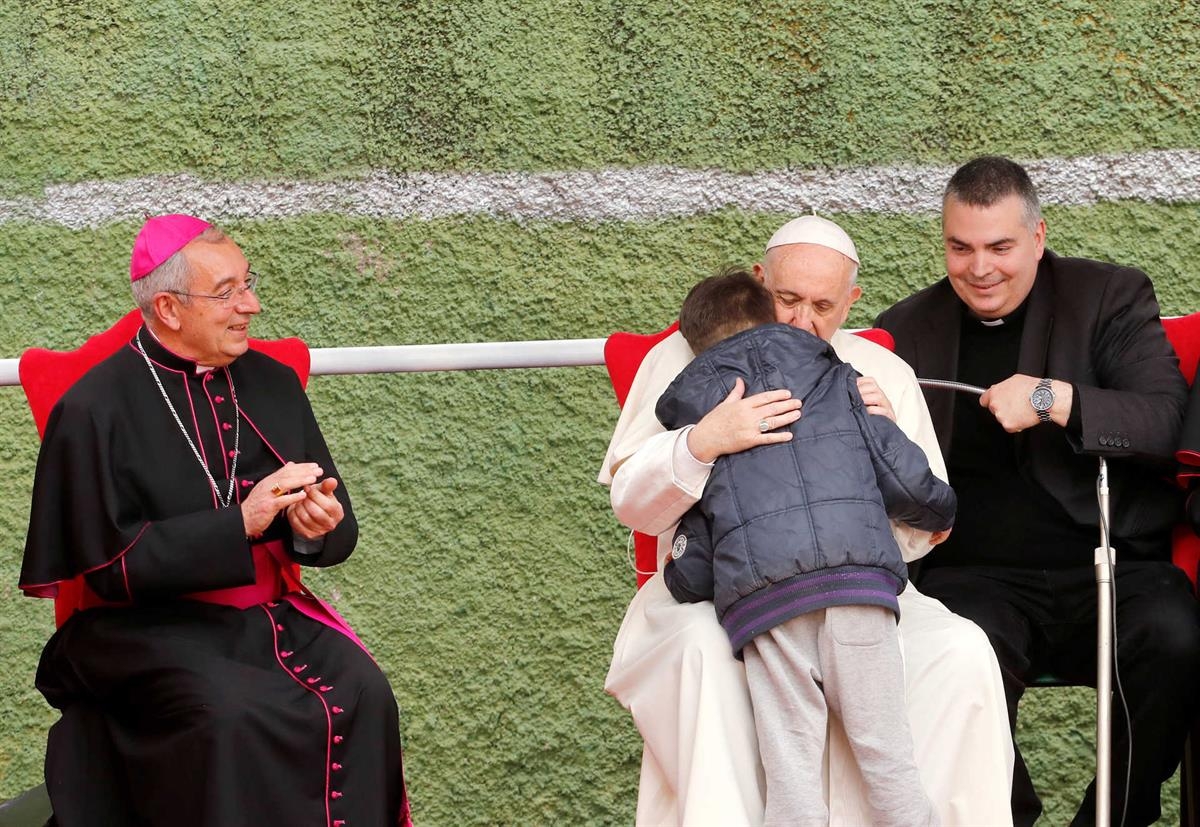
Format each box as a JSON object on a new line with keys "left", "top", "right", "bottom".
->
{"left": 20, "top": 214, "right": 410, "bottom": 827}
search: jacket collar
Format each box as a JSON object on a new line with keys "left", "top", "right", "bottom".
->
{"left": 909, "top": 280, "right": 962, "bottom": 450}
{"left": 1016, "top": 251, "right": 1057, "bottom": 378}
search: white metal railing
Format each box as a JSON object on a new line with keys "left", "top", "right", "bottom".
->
{"left": 0, "top": 339, "right": 610, "bottom": 387}
{"left": 307, "top": 339, "right": 607, "bottom": 374}
{"left": 0, "top": 359, "right": 18, "bottom": 386}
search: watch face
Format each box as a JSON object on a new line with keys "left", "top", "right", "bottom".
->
{"left": 1031, "top": 387, "right": 1054, "bottom": 411}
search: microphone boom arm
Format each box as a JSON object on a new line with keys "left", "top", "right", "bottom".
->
{"left": 917, "top": 378, "right": 986, "bottom": 396}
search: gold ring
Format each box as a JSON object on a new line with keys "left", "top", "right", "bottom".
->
{"left": 271, "top": 484, "right": 286, "bottom": 497}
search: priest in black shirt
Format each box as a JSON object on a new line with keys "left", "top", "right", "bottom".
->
{"left": 20, "top": 215, "right": 411, "bottom": 826}
{"left": 877, "top": 156, "right": 1200, "bottom": 827}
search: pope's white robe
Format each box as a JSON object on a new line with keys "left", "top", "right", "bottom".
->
{"left": 600, "top": 329, "right": 1014, "bottom": 826}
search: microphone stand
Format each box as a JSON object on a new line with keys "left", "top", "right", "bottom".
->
{"left": 1095, "top": 458, "right": 1113, "bottom": 827}
{"left": 917, "top": 378, "right": 1113, "bottom": 826}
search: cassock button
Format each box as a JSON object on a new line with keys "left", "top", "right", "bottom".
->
{"left": 332, "top": 706, "right": 344, "bottom": 714}
{"left": 222, "top": 422, "right": 232, "bottom": 431}
{"left": 331, "top": 791, "right": 343, "bottom": 800}
{"left": 307, "top": 677, "right": 320, "bottom": 684}
{"left": 1122, "top": 438, "right": 1130, "bottom": 448}
{"left": 333, "top": 735, "right": 344, "bottom": 744}
{"left": 214, "top": 395, "right": 225, "bottom": 403}
{"left": 228, "top": 449, "right": 237, "bottom": 458}
{"left": 320, "top": 685, "right": 333, "bottom": 692}
{"left": 332, "top": 762, "right": 343, "bottom": 771}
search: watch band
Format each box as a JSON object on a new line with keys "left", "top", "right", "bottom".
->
{"left": 1034, "top": 377, "right": 1053, "bottom": 423}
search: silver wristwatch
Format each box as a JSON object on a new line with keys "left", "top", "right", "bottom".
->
{"left": 1030, "top": 378, "right": 1055, "bottom": 423}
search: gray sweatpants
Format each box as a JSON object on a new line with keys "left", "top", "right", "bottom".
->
{"left": 742, "top": 605, "right": 939, "bottom": 827}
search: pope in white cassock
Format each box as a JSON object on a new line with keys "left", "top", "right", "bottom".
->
{"left": 598, "top": 215, "right": 1015, "bottom": 826}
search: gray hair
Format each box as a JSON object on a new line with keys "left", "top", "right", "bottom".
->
{"left": 943, "top": 155, "right": 1041, "bottom": 231}
{"left": 132, "top": 226, "right": 228, "bottom": 315}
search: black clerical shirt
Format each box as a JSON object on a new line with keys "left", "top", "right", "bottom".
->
{"left": 926, "top": 303, "right": 1097, "bottom": 570}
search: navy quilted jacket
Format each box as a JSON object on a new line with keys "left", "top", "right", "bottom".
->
{"left": 658, "top": 324, "right": 956, "bottom": 655}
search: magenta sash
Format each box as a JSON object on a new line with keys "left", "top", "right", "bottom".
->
{"left": 184, "top": 540, "right": 373, "bottom": 658}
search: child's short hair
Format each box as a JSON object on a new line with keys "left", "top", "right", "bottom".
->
{"left": 679, "top": 267, "right": 777, "bottom": 354}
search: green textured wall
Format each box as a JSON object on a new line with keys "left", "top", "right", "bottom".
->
{"left": 3, "top": 0, "right": 1199, "bottom": 190}
{"left": 2, "top": 2, "right": 1199, "bottom": 824}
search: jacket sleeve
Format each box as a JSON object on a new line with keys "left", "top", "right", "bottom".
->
{"left": 852, "top": 374, "right": 957, "bottom": 533}
{"left": 284, "top": 390, "right": 358, "bottom": 567}
{"left": 662, "top": 506, "right": 716, "bottom": 604}
{"left": 655, "top": 364, "right": 724, "bottom": 430}
{"left": 654, "top": 378, "right": 690, "bottom": 429}
{"left": 600, "top": 332, "right": 715, "bottom": 538}
{"left": 611, "top": 427, "right": 713, "bottom": 537}
{"left": 1070, "top": 266, "right": 1187, "bottom": 463}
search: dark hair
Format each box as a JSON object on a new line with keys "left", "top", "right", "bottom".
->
{"left": 679, "top": 267, "right": 776, "bottom": 354}
{"left": 943, "top": 155, "right": 1041, "bottom": 229}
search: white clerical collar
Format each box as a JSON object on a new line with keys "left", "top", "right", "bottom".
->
{"left": 970, "top": 299, "right": 1030, "bottom": 328}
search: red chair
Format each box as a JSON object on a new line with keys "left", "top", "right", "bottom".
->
{"left": 603, "top": 322, "right": 679, "bottom": 588}
{"left": 1162, "top": 311, "right": 1200, "bottom": 826}
{"left": 1165, "top": 312, "right": 1200, "bottom": 592}
{"left": 18, "top": 308, "right": 311, "bottom": 627}
{"left": 602, "top": 323, "right": 895, "bottom": 589}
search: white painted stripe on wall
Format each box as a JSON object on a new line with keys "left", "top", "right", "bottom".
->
{"left": 2, "top": 150, "right": 1199, "bottom": 229}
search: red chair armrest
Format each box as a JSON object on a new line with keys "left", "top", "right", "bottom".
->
{"left": 1174, "top": 525, "right": 1200, "bottom": 594}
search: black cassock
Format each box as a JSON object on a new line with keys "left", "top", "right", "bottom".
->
{"left": 20, "top": 328, "right": 410, "bottom": 827}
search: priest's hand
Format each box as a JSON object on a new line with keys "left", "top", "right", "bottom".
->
{"left": 981, "top": 374, "right": 1072, "bottom": 432}
{"left": 287, "top": 477, "right": 345, "bottom": 540}
{"left": 242, "top": 462, "right": 322, "bottom": 538}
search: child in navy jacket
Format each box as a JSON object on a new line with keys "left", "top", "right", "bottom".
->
{"left": 660, "top": 269, "right": 954, "bottom": 826}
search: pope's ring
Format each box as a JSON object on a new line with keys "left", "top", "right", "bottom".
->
{"left": 758, "top": 419, "right": 770, "bottom": 433}
{"left": 271, "top": 484, "right": 286, "bottom": 497}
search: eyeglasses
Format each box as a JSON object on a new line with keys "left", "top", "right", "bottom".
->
{"left": 170, "top": 271, "right": 260, "bottom": 306}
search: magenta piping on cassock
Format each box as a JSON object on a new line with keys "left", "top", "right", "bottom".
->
{"left": 20, "top": 522, "right": 150, "bottom": 598}
{"left": 265, "top": 603, "right": 335, "bottom": 827}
